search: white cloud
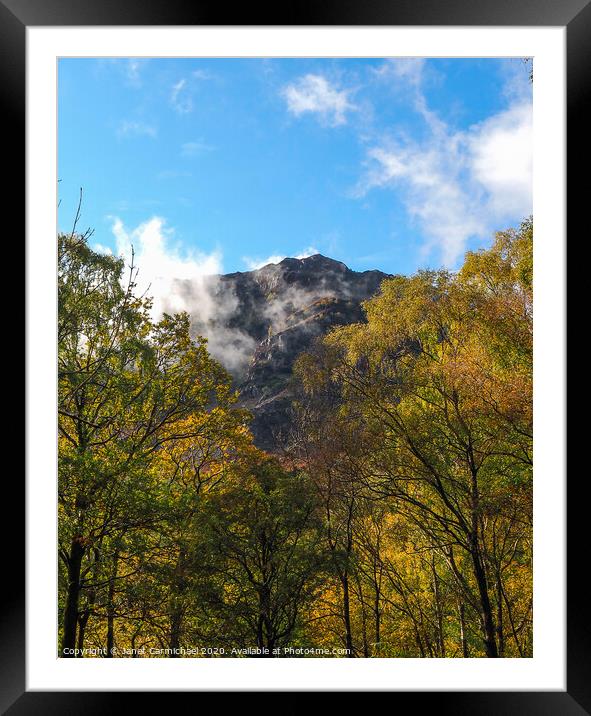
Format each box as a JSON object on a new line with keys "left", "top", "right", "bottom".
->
{"left": 374, "top": 58, "right": 426, "bottom": 89}
{"left": 110, "top": 216, "right": 221, "bottom": 318}
{"left": 243, "top": 254, "right": 285, "bottom": 271}
{"left": 500, "top": 59, "right": 533, "bottom": 104}
{"left": 91, "top": 242, "right": 113, "bottom": 255}
{"left": 99, "top": 58, "right": 147, "bottom": 87}
{"left": 107, "top": 217, "right": 256, "bottom": 375}
{"left": 359, "top": 137, "right": 486, "bottom": 266}
{"left": 242, "top": 246, "right": 319, "bottom": 271}
{"left": 467, "top": 101, "right": 532, "bottom": 217}
{"left": 282, "top": 74, "right": 355, "bottom": 126}
{"left": 170, "top": 71, "right": 214, "bottom": 114}
{"left": 356, "top": 65, "right": 532, "bottom": 266}
{"left": 192, "top": 69, "right": 214, "bottom": 81}
{"left": 374, "top": 58, "right": 445, "bottom": 135}
{"left": 170, "top": 79, "right": 193, "bottom": 114}
{"left": 181, "top": 140, "right": 214, "bottom": 157}
{"left": 117, "top": 120, "right": 157, "bottom": 139}
{"left": 125, "top": 59, "right": 144, "bottom": 87}
{"left": 295, "top": 246, "right": 320, "bottom": 260}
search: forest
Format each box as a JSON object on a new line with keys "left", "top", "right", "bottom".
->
{"left": 58, "top": 218, "right": 533, "bottom": 658}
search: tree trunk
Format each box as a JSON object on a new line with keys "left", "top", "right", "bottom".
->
{"left": 458, "top": 601, "right": 469, "bottom": 658}
{"left": 61, "top": 536, "right": 85, "bottom": 657}
{"left": 169, "top": 549, "right": 187, "bottom": 657}
{"left": 374, "top": 582, "right": 381, "bottom": 652}
{"left": 169, "top": 608, "right": 182, "bottom": 657}
{"left": 432, "top": 555, "right": 445, "bottom": 657}
{"left": 496, "top": 572, "right": 504, "bottom": 657}
{"left": 256, "top": 584, "right": 274, "bottom": 656}
{"left": 105, "top": 552, "right": 118, "bottom": 657}
{"left": 76, "top": 612, "right": 89, "bottom": 655}
{"left": 468, "top": 471, "right": 498, "bottom": 658}
{"left": 354, "top": 572, "right": 369, "bottom": 657}
{"left": 342, "top": 573, "right": 355, "bottom": 656}
{"left": 471, "top": 546, "right": 498, "bottom": 657}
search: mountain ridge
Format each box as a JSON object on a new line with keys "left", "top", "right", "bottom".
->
{"left": 190, "top": 254, "right": 391, "bottom": 449}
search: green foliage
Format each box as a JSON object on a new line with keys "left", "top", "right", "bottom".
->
{"left": 58, "top": 232, "right": 250, "bottom": 656}
{"left": 190, "top": 454, "right": 325, "bottom": 653}
{"left": 58, "top": 218, "right": 533, "bottom": 659}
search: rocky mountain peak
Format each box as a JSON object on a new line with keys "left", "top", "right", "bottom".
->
{"left": 190, "top": 255, "right": 390, "bottom": 450}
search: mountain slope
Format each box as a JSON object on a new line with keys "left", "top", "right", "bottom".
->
{"left": 194, "top": 255, "right": 389, "bottom": 449}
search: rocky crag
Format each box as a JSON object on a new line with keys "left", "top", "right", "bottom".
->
{"left": 191, "top": 255, "right": 389, "bottom": 450}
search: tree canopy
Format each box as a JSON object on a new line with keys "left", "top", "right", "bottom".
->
{"left": 58, "top": 219, "right": 533, "bottom": 658}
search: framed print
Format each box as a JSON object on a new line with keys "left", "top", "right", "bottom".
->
{"left": 10, "top": 0, "right": 586, "bottom": 711}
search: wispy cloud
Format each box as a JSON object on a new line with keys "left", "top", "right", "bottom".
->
{"left": 170, "top": 70, "right": 214, "bottom": 114}
{"left": 295, "top": 246, "right": 320, "bottom": 260}
{"left": 91, "top": 242, "right": 113, "bottom": 255}
{"left": 243, "top": 246, "right": 319, "bottom": 271}
{"left": 373, "top": 58, "right": 445, "bottom": 134}
{"left": 373, "top": 57, "right": 426, "bottom": 89}
{"left": 192, "top": 69, "right": 214, "bottom": 81}
{"left": 98, "top": 58, "right": 148, "bottom": 88}
{"left": 106, "top": 217, "right": 257, "bottom": 375}
{"left": 110, "top": 216, "right": 221, "bottom": 318}
{"left": 282, "top": 74, "right": 355, "bottom": 126}
{"left": 180, "top": 140, "right": 214, "bottom": 157}
{"left": 356, "top": 59, "right": 532, "bottom": 266}
{"left": 467, "top": 102, "right": 532, "bottom": 218}
{"left": 116, "top": 120, "right": 157, "bottom": 139}
{"left": 125, "top": 59, "right": 145, "bottom": 87}
{"left": 500, "top": 59, "right": 534, "bottom": 103}
{"left": 170, "top": 79, "right": 193, "bottom": 114}
{"left": 243, "top": 254, "right": 285, "bottom": 271}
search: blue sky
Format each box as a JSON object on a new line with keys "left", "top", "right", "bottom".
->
{"left": 58, "top": 57, "right": 532, "bottom": 285}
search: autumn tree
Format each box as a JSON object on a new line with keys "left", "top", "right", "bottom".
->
{"left": 57, "top": 217, "right": 533, "bottom": 659}
{"left": 191, "top": 452, "right": 325, "bottom": 655}
{"left": 294, "top": 219, "right": 533, "bottom": 657}
{"left": 58, "top": 233, "right": 248, "bottom": 656}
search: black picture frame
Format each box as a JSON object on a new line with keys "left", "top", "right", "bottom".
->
{"left": 10, "top": 0, "right": 585, "bottom": 711}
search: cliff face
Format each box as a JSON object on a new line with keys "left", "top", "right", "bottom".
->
{"left": 196, "top": 255, "right": 388, "bottom": 449}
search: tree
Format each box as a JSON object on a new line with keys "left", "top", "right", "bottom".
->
{"left": 57, "top": 218, "right": 533, "bottom": 659}
{"left": 192, "top": 452, "right": 324, "bottom": 655}
{"left": 58, "top": 233, "right": 247, "bottom": 655}
{"left": 293, "top": 219, "right": 533, "bottom": 657}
